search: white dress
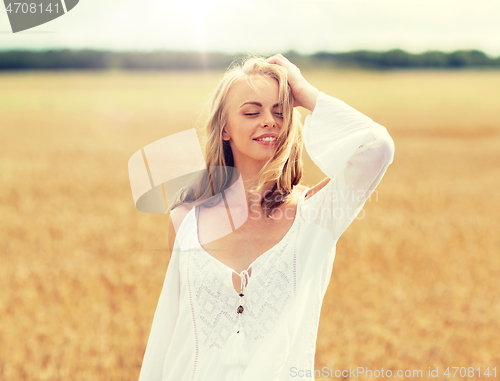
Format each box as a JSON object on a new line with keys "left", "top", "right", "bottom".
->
{"left": 137, "top": 92, "right": 395, "bottom": 381}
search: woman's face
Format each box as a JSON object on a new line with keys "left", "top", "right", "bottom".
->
{"left": 222, "top": 75, "right": 284, "bottom": 169}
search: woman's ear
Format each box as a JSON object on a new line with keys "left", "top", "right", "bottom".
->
{"left": 222, "top": 128, "right": 230, "bottom": 141}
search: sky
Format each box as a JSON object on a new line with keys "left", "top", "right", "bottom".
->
{"left": 1, "top": 0, "right": 499, "bottom": 56}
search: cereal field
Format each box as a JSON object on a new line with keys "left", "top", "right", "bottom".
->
{"left": 0, "top": 68, "right": 499, "bottom": 380}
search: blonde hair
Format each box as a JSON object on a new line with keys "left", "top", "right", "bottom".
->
{"left": 169, "top": 56, "right": 304, "bottom": 218}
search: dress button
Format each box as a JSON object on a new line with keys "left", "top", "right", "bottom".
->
{"left": 237, "top": 305, "right": 244, "bottom": 314}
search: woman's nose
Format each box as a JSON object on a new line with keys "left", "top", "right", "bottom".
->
{"left": 261, "top": 111, "right": 277, "bottom": 128}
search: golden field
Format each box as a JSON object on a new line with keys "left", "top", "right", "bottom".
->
{"left": 0, "top": 68, "right": 499, "bottom": 380}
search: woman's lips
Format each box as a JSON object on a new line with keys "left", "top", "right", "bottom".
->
{"left": 253, "top": 139, "right": 277, "bottom": 146}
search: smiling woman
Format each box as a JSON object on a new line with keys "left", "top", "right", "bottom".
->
{"left": 136, "top": 54, "right": 395, "bottom": 381}
{"left": 169, "top": 57, "right": 305, "bottom": 218}
{"left": 222, "top": 76, "right": 285, "bottom": 171}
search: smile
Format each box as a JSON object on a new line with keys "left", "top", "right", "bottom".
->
{"left": 253, "top": 138, "right": 277, "bottom": 146}
{"left": 254, "top": 137, "right": 277, "bottom": 141}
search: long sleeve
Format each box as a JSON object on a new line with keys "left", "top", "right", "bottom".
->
{"left": 138, "top": 245, "right": 181, "bottom": 381}
{"left": 300, "top": 92, "right": 395, "bottom": 241}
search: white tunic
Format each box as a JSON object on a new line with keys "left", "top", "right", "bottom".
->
{"left": 137, "top": 92, "right": 395, "bottom": 381}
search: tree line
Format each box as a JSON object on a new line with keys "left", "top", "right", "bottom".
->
{"left": 0, "top": 49, "right": 498, "bottom": 71}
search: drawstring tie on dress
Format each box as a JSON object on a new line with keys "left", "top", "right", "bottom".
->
{"left": 221, "top": 269, "right": 251, "bottom": 380}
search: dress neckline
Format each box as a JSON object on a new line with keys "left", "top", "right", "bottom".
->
{"left": 193, "top": 187, "right": 310, "bottom": 276}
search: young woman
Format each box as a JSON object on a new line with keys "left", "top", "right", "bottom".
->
{"left": 138, "top": 54, "right": 395, "bottom": 381}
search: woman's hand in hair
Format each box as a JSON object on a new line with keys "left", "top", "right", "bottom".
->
{"left": 266, "top": 54, "right": 320, "bottom": 112}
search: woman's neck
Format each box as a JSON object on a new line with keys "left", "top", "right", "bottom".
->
{"left": 226, "top": 165, "right": 276, "bottom": 215}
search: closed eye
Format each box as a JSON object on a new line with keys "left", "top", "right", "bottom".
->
{"left": 244, "top": 113, "right": 259, "bottom": 116}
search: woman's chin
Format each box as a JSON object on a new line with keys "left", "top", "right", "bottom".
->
{"left": 245, "top": 154, "right": 273, "bottom": 165}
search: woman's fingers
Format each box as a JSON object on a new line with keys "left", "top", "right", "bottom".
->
{"left": 266, "top": 54, "right": 293, "bottom": 68}
{"left": 266, "top": 54, "right": 305, "bottom": 106}
{"left": 266, "top": 54, "right": 301, "bottom": 84}
{"left": 266, "top": 53, "right": 320, "bottom": 111}
{"left": 266, "top": 54, "right": 285, "bottom": 66}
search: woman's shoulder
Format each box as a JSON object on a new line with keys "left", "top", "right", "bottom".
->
{"left": 168, "top": 204, "right": 199, "bottom": 258}
{"left": 293, "top": 184, "right": 310, "bottom": 202}
{"left": 294, "top": 184, "right": 308, "bottom": 196}
{"left": 169, "top": 204, "right": 194, "bottom": 236}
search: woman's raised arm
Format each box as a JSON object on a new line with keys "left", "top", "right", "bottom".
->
{"left": 268, "top": 54, "right": 395, "bottom": 241}
{"left": 302, "top": 92, "right": 395, "bottom": 240}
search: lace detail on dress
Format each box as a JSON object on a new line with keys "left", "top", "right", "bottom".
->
{"left": 187, "top": 219, "right": 299, "bottom": 352}
{"left": 188, "top": 251, "right": 240, "bottom": 351}
{"left": 245, "top": 237, "right": 297, "bottom": 342}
